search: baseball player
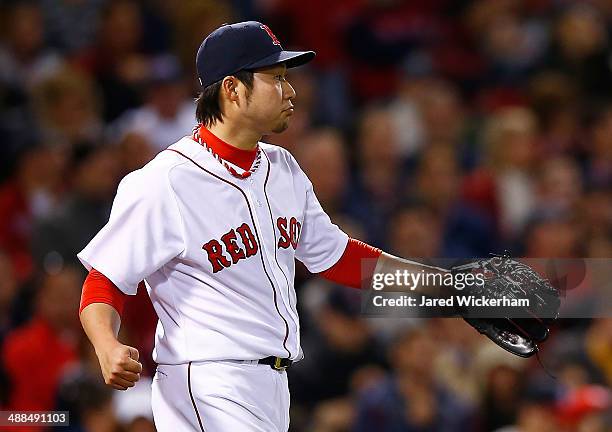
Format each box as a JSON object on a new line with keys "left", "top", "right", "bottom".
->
{"left": 77, "top": 21, "right": 453, "bottom": 432}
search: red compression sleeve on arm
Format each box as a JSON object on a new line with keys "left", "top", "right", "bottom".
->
{"left": 79, "top": 269, "right": 128, "bottom": 315}
{"left": 320, "top": 238, "right": 382, "bottom": 289}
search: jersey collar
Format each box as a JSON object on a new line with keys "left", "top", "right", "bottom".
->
{"left": 195, "top": 124, "right": 258, "bottom": 171}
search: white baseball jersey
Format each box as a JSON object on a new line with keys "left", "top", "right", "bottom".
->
{"left": 78, "top": 136, "right": 348, "bottom": 364}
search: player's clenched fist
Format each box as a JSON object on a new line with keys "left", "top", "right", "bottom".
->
{"left": 97, "top": 342, "right": 143, "bottom": 391}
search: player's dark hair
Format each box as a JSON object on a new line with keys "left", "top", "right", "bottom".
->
{"left": 195, "top": 70, "right": 254, "bottom": 127}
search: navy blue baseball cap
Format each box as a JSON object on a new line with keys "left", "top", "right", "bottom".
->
{"left": 196, "top": 21, "right": 315, "bottom": 88}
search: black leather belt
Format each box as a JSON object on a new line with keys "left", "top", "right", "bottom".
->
{"left": 258, "top": 356, "right": 293, "bottom": 371}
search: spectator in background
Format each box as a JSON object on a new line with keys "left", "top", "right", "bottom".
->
{"left": 557, "top": 357, "right": 597, "bottom": 393}
{"left": 534, "top": 156, "right": 582, "bottom": 216}
{"left": 0, "top": 251, "right": 19, "bottom": 344}
{"left": 115, "top": 131, "right": 156, "bottom": 177}
{"left": 295, "top": 127, "right": 349, "bottom": 215}
{"left": 348, "top": 106, "right": 404, "bottom": 247}
{"left": 417, "top": 79, "right": 467, "bottom": 150}
{"left": 387, "top": 201, "right": 442, "bottom": 259}
{"left": 344, "top": 0, "right": 447, "bottom": 102}
{"left": 585, "top": 319, "right": 612, "bottom": 387}
{"left": 494, "top": 393, "right": 560, "bottom": 432}
{"left": 32, "top": 65, "right": 103, "bottom": 147}
{"left": 556, "top": 384, "right": 611, "bottom": 432}
{"left": 170, "top": 0, "right": 233, "bottom": 81}
{"left": 585, "top": 105, "right": 612, "bottom": 188}
{"left": 576, "top": 179, "right": 612, "bottom": 258}
{"left": 430, "top": 318, "right": 482, "bottom": 407}
{"left": 57, "top": 373, "right": 119, "bottom": 432}
{"left": 39, "top": 0, "right": 106, "bottom": 54}
{"left": 386, "top": 75, "right": 426, "bottom": 161}
{"left": 289, "top": 288, "right": 386, "bottom": 421}
{"left": 463, "top": 107, "right": 539, "bottom": 242}
{"left": 474, "top": 345, "right": 527, "bottom": 431}
{"left": 0, "top": 1, "right": 61, "bottom": 172}
{"left": 309, "top": 397, "right": 356, "bottom": 432}
{"left": 523, "top": 215, "right": 580, "bottom": 258}
{"left": 585, "top": 233, "right": 612, "bottom": 259}
{"left": 473, "top": 1, "right": 547, "bottom": 86}
{"left": 0, "top": 144, "right": 66, "bottom": 281}
{"left": 113, "top": 377, "right": 156, "bottom": 432}
{"left": 32, "top": 143, "right": 120, "bottom": 270}
{"left": 413, "top": 146, "right": 460, "bottom": 216}
{"left": 390, "top": 76, "right": 473, "bottom": 168}
{"left": 0, "top": 1, "right": 61, "bottom": 89}
{"left": 112, "top": 55, "right": 194, "bottom": 152}
{"left": 413, "top": 146, "right": 496, "bottom": 257}
{"left": 546, "top": 5, "right": 612, "bottom": 101}
{"left": 1, "top": 266, "right": 81, "bottom": 417}
{"left": 76, "top": 0, "right": 148, "bottom": 121}
{"left": 527, "top": 71, "right": 581, "bottom": 155}
{"left": 355, "top": 327, "right": 474, "bottom": 432}
{"left": 0, "top": 251, "right": 18, "bottom": 410}
{"left": 56, "top": 335, "right": 118, "bottom": 432}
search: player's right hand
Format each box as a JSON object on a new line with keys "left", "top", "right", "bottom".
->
{"left": 97, "top": 342, "right": 143, "bottom": 391}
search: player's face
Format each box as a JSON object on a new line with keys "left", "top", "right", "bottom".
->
{"left": 244, "top": 64, "right": 296, "bottom": 134}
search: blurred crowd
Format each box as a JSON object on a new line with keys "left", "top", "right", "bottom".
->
{"left": 0, "top": 0, "right": 611, "bottom": 431}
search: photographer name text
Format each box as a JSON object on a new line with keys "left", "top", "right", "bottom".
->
{"left": 372, "top": 295, "right": 530, "bottom": 308}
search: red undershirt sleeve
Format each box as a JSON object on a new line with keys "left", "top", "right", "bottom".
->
{"left": 79, "top": 269, "right": 130, "bottom": 316}
{"left": 319, "top": 238, "right": 382, "bottom": 289}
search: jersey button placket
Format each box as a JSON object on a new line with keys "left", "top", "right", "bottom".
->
{"left": 244, "top": 176, "right": 292, "bottom": 356}
{"left": 258, "top": 175, "right": 301, "bottom": 355}
{"left": 248, "top": 177, "right": 262, "bottom": 206}
{"left": 252, "top": 170, "right": 300, "bottom": 356}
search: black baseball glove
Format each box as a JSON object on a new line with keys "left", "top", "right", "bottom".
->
{"left": 451, "top": 256, "right": 560, "bottom": 358}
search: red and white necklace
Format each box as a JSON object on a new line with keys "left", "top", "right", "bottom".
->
{"left": 192, "top": 125, "right": 261, "bottom": 179}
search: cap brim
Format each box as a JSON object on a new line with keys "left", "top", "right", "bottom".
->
{"left": 245, "top": 50, "right": 315, "bottom": 70}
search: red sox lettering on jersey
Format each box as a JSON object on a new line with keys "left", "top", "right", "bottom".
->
{"left": 203, "top": 217, "right": 301, "bottom": 273}
{"left": 78, "top": 136, "right": 347, "bottom": 364}
{"left": 202, "top": 223, "right": 259, "bottom": 273}
{"left": 277, "top": 217, "right": 301, "bottom": 250}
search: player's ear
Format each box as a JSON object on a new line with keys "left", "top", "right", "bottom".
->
{"left": 221, "top": 77, "right": 240, "bottom": 103}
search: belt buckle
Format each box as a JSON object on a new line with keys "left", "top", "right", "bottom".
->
{"left": 273, "top": 357, "right": 288, "bottom": 371}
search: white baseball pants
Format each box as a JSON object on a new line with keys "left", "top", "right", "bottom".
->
{"left": 151, "top": 360, "right": 290, "bottom": 431}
